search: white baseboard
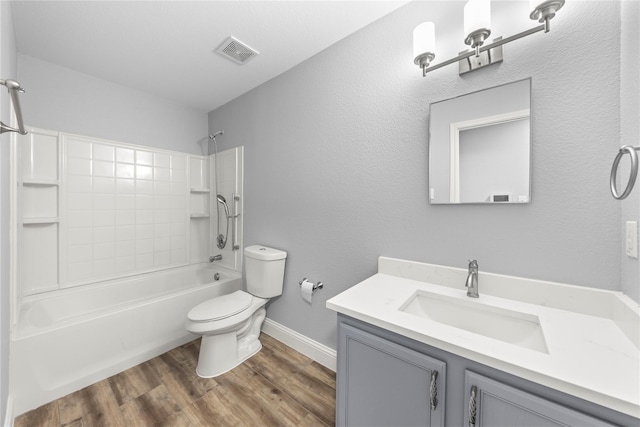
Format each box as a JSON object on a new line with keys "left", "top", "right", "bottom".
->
{"left": 4, "top": 395, "right": 14, "bottom": 427}
{"left": 261, "top": 318, "right": 336, "bottom": 371}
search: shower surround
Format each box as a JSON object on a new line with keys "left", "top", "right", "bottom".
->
{"left": 9, "top": 127, "right": 244, "bottom": 416}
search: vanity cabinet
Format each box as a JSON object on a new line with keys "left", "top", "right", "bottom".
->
{"left": 336, "top": 314, "right": 637, "bottom": 427}
{"left": 464, "top": 371, "right": 616, "bottom": 427}
{"left": 337, "top": 323, "right": 446, "bottom": 426}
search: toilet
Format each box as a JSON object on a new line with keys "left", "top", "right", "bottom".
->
{"left": 185, "top": 245, "right": 287, "bottom": 378}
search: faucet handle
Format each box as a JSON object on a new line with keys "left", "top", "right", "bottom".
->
{"left": 468, "top": 259, "right": 478, "bottom": 268}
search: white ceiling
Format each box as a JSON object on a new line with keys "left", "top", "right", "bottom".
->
{"left": 11, "top": 0, "right": 410, "bottom": 113}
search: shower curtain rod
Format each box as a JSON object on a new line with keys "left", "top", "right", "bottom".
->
{"left": 0, "top": 78, "right": 28, "bottom": 135}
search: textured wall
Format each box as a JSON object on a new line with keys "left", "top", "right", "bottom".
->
{"left": 620, "top": 0, "right": 640, "bottom": 302}
{"left": 17, "top": 55, "right": 208, "bottom": 155}
{"left": 209, "top": 0, "right": 628, "bottom": 349}
{"left": 0, "top": 0, "right": 17, "bottom": 422}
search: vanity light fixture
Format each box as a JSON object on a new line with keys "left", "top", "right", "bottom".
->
{"left": 413, "top": 0, "right": 565, "bottom": 76}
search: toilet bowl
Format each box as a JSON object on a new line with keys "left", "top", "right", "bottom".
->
{"left": 186, "top": 290, "right": 268, "bottom": 377}
{"left": 185, "top": 245, "right": 287, "bottom": 378}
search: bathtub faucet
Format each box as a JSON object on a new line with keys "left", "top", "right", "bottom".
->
{"left": 209, "top": 255, "right": 222, "bottom": 262}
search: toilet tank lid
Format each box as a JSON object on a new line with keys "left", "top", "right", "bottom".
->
{"left": 244, "top": 245, "right": 287, "bottom": 261}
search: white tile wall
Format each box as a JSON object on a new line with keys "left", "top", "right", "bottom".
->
{"left": 62, "top": 136, "right": 189, "bottom": 286}
{"left": 20, "top": 223, "right": 59, "bottom": 294}
{"left": 22, "top": 132, "right": 59, "bottom": 181}
{"left": 17, "top": 129, "right": 243, "bottom": 297}
{"left": 189, "top": 157, "right": 206, "bottom": 189}
{"left": 190, "top": 220, "right": 209, "bottom": 263}
{"left": 22, "top": 185, "right": 57, "bottom": 218}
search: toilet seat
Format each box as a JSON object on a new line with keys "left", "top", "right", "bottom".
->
{"left": 188, "top": 290, "right": 252, "bottom": 322}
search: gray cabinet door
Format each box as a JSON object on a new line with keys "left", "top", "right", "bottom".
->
{"left": 464, "top": 371, "right": 618, "bottom": 427}
{"left": 337, "top": 323, "right": 446, "bottom": 427}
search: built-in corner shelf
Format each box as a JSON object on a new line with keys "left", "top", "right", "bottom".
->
{"left": 188, "top": 156, "right": 211, "bottom": 267}
{"left": 22, "top": 217, "right": 60, "bottom": 225}
{"left": 17, "top": 129, "right": 61, "bottom": 296}
{"left": 22, "top": 178, "right": 59, "bottom": 186}
{"left": 189, "top": 187, "right": 210, "bottom": 218}
{"left": 190, "top": 187, "right": 210, "bottom": 193}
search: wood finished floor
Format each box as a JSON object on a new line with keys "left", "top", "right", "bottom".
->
{"left": 15, "top": 334, "right": 336, "bottom": 427}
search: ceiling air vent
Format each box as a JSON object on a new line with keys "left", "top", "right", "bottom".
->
{"left": 215, "top": 36, "right": 259, "bottom": 65}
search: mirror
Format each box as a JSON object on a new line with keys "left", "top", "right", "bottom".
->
{"left": 429, "top": 79, "right": 531, "bottom": 204}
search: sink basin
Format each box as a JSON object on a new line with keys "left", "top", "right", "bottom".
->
{"left": 399, "top": 291, "right": 548, "bottom": 353}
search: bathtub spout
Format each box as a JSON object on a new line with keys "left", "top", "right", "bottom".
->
{"left": 209, "top": 255, "right": 222, "bottom": 262}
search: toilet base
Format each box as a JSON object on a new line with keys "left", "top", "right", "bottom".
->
{"left": 195, "top": 307, "right": 266, "bottom": 378}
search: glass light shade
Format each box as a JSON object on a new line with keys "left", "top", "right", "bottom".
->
{"left": 413, "top": 22, "right": 436, "bottom": 61}
{"left": 464, "top": 0, "right": 491, "bottom": 37}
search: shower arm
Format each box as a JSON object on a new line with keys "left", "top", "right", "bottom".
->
{"left": 0, "top": 79, "right": 28, "bottom": 135}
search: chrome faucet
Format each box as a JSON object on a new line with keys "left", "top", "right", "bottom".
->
{"left": 465, "top": 260, "right": 479, "bottom": 298}
{"left": 209, "top": 255, "right": 222, "bottom": 262}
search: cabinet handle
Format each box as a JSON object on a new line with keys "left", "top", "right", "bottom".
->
{"left": 468, "top": 385, "right": 477, "bottom": 427}
{"left": 430, "top": 370, "right": 438, "bottom": 410}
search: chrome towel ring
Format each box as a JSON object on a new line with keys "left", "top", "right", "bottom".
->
{"left": 610, "top": 145, "right": 640, "bottom": 200}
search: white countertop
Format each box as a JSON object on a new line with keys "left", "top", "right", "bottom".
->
{"left": 326, "top": 257, "right": 640, "bottom": 419}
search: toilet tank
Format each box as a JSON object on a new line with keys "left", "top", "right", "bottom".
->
{"left": 244, "top": 245, "right": 287, "bottom": 298}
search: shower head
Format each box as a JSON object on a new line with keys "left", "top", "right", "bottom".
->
{"left": 209, "top": 130, "right": 224, "bottom": 140}
{"left": 216, "top": 194, "right": 230, "bottom": 218}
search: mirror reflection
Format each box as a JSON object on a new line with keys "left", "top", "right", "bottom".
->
{"left": 429, "top": 79, "right": 531, "bottom": 204}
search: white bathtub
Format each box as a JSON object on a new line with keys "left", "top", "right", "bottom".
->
{"left": 10, "top": 263, "right": 241, "bottom": 416}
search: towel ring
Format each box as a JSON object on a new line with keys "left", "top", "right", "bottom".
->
{"left": 610, "top": 145, "right": 640, "bottom": 200}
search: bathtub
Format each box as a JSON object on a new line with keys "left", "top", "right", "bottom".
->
{"left": 10, "top": 263, "right": 241, "bottom": 416}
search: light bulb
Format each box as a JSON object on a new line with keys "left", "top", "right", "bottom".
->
{"left": 464, "top": 0, "right": 491, "bottom": 45}
{"left": 413, "top": 22, "right": 436, "bottom": 63}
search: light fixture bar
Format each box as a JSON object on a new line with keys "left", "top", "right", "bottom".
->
{"left": 414, "top": 0, "right": 564, "bottom": 77}
{"left": 422, "top": 22, "right": 547, "bottom": 76}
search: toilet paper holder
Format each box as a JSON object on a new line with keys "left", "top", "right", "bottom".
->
{"left": 299, "top": 278, "right": 323, "bottom": 292}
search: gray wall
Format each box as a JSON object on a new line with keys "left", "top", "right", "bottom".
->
{"left": 209, "top": 1, "right": 636, "bottom": 349}
{"left": 459, "top": 119, "right": 529, "bottom": 203}
{"left": 17, "top": 54, "right": 209, "bottom": 155}
{"left": 620, "top": 0, "right": 640, "bottom": 302}
{"left": 0, "top": 0, "right": 17, "bottom": 422}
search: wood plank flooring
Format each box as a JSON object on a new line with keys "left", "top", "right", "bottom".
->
{"left": 14, "top": 334, "right": 336, "bottom": 427}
